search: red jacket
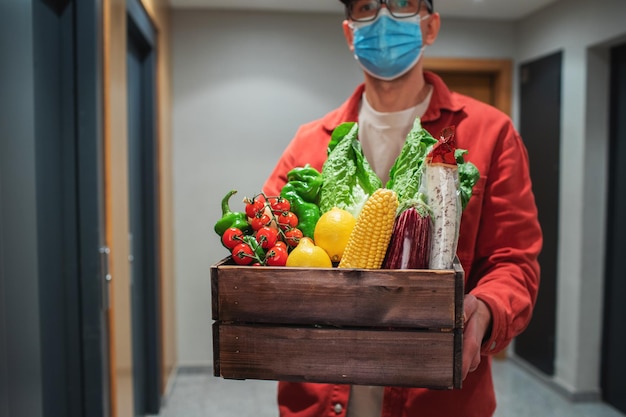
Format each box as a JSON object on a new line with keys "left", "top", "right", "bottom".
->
{"left": 263, "top": 72, "right": 542, "bottom": 417}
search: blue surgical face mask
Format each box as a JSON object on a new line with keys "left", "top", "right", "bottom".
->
{"left": 350, "top": 9, "right": 428, "bottom": 81}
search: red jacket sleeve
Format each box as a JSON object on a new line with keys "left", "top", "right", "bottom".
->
{"left": 467, "top": 125, "right": 542, "bottom": 355}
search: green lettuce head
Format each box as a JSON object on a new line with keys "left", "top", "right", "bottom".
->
{"left": 319, "top": 123, "right": 382, "bottom": 218}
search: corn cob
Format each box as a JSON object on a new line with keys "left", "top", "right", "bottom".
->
{"left": 339, "top": 189, "right": 399, "bottom": 269}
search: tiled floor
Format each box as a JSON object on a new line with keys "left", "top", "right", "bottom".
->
{"left": 152, "top": 359, "right": 625, "bottom": 417}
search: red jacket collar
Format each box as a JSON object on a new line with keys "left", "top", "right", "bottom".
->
{"left": 321, "top": 71, "right": 464, "bottom": 133}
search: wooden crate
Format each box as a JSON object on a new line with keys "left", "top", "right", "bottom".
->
{"left": 211, "top": 258, "right": 464, "bottom": 389}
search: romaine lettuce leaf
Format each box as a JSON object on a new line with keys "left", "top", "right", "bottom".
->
{"left": 387, "top": 118, "right": 438, "bottom": 212}
{"left": 388, "top": 118, "right": 480, "bottom": 212}
{"left": 456, "top": 149, "right": 480, "bottom": 210}
{"left": 319, "top": 123, "right": 382, "bottom": 218}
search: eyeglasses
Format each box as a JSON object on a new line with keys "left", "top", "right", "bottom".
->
{"left": 346, "top": 0, "right": 433, "bottom": 22}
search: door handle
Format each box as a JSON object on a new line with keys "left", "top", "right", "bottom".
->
{"left": 100, "top": 246, "right": 112, "bottom": 310}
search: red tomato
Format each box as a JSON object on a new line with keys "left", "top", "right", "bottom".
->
{"left": 277, "top": 211, "right": 298, "bottom": 231}
{"left": 284, "top": 228, "right": 303, "bottom": 248}
{"left": 256, "top": 226, "right": 278, "bottom": 249}
{"left": 268, "top": 196, "right": 291, "bottom": 214}
{"left": 231, "top": 243, "right": 254, "bottom": 265}
{"left": 265, "top": 246, "right": 288, "bottom": 266}
{"left": 273, "top": 240, "right": 289, "bottom": 252}
{"left": 250, "top": 213, "right": 272, "bottom": 231}
{"left": 221, "top": 227, "right": 243, "bottom": 250}
{"left": 245, "top": 194, "right": 266, "bottom": 219}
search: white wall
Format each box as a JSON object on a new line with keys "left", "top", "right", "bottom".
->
{"left": 171, "top": 9, "right": 515, "bottom": 366}
{"left": 515, "top": 0, "right": 626, "bottom": 398}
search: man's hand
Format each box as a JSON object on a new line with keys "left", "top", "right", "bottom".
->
{"left": 462, "top": 294, "right": 492, "bottom": 380}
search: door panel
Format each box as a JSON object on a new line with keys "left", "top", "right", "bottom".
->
{"left": 127, "top": 1, "right": 161, "bottom": 414}
{"left": 33, "top": 2, "right": 83, "bottom": 416}
{"left": 424, "top": 58, "right": 512, "bottom": 116}
{"left": 436, "top": 72, "right": 495, "bottom": 106}
{"left": 515, "top": 52, "right": 563, "bottom": 376}
{"left": 75, "top": 0, "right": 111, "bottom": 411}
{"left": 602, "top": 42, "right": 626, "bottom": 414}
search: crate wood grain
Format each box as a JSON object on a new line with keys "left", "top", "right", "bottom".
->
{"left": 211, "top": 258, "right": 464, "bottom": 389}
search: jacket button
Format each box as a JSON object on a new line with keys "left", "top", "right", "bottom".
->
{"left": 334, "top": 403, "right": 343, "bottom": 414}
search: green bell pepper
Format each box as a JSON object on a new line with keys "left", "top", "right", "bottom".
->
{"left": 214, "top": 190, "right": 251, "bottom": 236}
{"left": 286, "top": 164, "right": 323, "bottom": 203}
{"left": 281, "top": 183, "right": 320, "bottom": 239}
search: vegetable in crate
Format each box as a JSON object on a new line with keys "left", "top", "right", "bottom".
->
{"left": 424, "top": 127, "right": 462, "bottom": 270}
{"left": 382, "top": 200, "right": 431, "bottom": 270}
{"left": 285, "top": 164, "right": 323, "bottom": 203}
{"left": 339, "top": 188, "right": 398, "bottom": 269}
{"left": 319, "top": 123, "right": 382, "bottom": 219}
{"left": 214, "top": 190, "right": 300, "bottom": 267}
{"left": 280, "top": 165, "right": 323, "bottom": 239}
{"left": 387, "top": 118, "right": 438, "bottom": 212}
{"left": 387, "top": 118, "right": 480, "bottom": 212}
{"left": 281, "top": 183, "right": 320, "bottom": 239}
{"left": 214, "top": 190, "right": 251, "bottom": 236}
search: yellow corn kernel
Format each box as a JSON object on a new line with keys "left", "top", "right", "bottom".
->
{"left": 338, "top": 188, "right": 398, "bottom": 269}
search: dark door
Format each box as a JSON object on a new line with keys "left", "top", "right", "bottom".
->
{"left": 601, "top": 42, "right": 626, "bottom": 415}
{"left": 515, "top": 51, "right": 562, "bottom": 376}
{"left": 1, "top": 1, "right": 110, "bottom": 417}
{"left": 127, "top": 0, "right": 161, "bottom": 415}
{"left": 38, "top": 0, "right": 112, "bottom": 416}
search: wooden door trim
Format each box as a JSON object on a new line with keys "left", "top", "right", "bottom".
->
{"left": 423, "top": 57, "right": 513, "bottom": 116}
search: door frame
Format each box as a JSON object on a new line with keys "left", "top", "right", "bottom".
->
{"left": 423, "top": 57, "right": 513, "bottom": 116}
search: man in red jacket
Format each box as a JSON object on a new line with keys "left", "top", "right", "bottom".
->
{"left": 263, "top": 0, "right": 542, "bottom": 415}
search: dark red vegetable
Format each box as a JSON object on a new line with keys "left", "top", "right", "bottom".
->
{"left": 382, "top": 207, "right": 431, "bottom": 270}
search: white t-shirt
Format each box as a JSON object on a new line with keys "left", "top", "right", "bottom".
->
{"left": 358, "top": 86, "right": 433, "bottom": 184}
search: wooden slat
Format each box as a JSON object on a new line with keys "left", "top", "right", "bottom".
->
{"left": 212, "top": 262, "right": 459, "bottom": 329}
{"left": 217, "top": 324, "right": 458, "bottom": 389}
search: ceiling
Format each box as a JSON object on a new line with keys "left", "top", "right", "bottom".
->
{"left": 168, "top": 0, "right": 559, "bottom": 20}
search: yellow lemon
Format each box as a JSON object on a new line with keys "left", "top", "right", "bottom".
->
{"left": 313, "top": 207, "right": 356, "bottom": 263}
{"left": 286, "top": 237, "right": 332, "bottom": 268}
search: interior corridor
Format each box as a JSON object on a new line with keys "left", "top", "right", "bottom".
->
{"left": 151, "top": 358, "right": 625, "bottom": 417}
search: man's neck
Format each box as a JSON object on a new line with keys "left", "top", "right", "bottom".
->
{"left": 363, "top": 65, "right": 428, "bottom": 113}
